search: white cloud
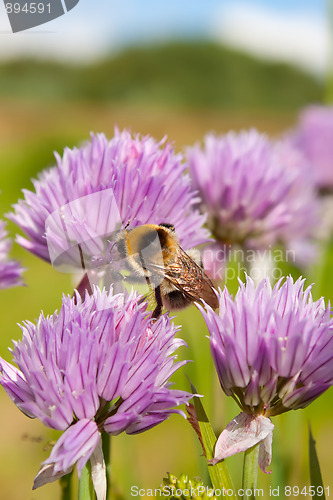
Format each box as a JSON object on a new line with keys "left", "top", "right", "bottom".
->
{"left": 0, "top": 0, "right": 328, "bottom": 74}
{"left": 212, "top": 2, "right": 328, "bottom": 77}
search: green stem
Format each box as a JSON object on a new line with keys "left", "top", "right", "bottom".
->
{"left": 60, "top": 470, "right": 73, "bottom": 500}
{"left": 242, "top": 443, "right": 260, "bottom": 500}
{"left": 189, "top": 381, "right": 238, "bottom": 499}
{"left": 78, "top": 463, "right": 94, "bottom": 500}
{"left": 102, "top": 433, "right": 111, "bottom": 499}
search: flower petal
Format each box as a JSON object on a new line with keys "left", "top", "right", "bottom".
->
{"left": 187, "top": 131, "right": 318, "bottom": 250}
{"left": 10, "top": 130, "right": 209, "bottom": 267}
{"left": 0, "top": 220, "right": 24, "bottom": 289}
{"left": 0, "top": 359, "right": 36, "bottom": 418}
{"left": 43, "top": 419, "right": 100, "bottom": 476}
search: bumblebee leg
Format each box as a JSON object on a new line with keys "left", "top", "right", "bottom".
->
{"left": 77, "top": 243, "right": 86, "bottom": 271}
{"left": 122, "top": 274, "right": 147, "bottom": 284}
{"left": 137, "top": 249, "right": 162, "bottom": 318}
{"left": 138, "top": 249, "right": 155, "bottom": 291}
{"left": 152, "top": 285, "right": 163, "bottom": 319}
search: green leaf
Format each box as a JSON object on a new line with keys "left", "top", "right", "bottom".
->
{"left": 242, "top": 444, "right": 260, "bottom": 500}
{"left": 308, "top": 424, "right": 325, "bottom": 500}
{"left": 188, "top": 381, "right": 238, "bottom": 499}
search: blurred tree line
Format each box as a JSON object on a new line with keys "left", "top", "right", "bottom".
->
{"left": 0, "top": 42, "right": 322, "bottom": 109}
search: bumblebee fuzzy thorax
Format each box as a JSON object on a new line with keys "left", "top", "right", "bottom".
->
{"left": 125, "top": 224, "right": 178, "bottom": 266}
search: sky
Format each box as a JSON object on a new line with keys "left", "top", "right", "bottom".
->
{"left": 0, "top": 0, "right": 328, "bottom": 77}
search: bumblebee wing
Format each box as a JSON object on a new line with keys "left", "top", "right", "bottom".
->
{"left": 145, "top": 248, "right": 218, "bottom": 309}
{"left": 168, "top": 248, "right": 218, "bottom": 308}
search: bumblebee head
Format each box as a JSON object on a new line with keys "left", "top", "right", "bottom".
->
{"left": 158, "top": 223, "right": 175, "bottom": 232}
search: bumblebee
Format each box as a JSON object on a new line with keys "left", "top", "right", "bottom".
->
{"left": 116, "top": 223, "right": 218, "bottom": 319}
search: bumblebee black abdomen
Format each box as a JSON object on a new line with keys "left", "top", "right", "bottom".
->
{"left": 162, "top": 290, "right": 192, "bottom": 310}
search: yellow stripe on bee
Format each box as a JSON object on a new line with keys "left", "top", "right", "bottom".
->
{"left": 126, "top": 230, "right": 132, "bottom": 255}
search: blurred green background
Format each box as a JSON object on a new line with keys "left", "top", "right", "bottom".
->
{"left": 0, "top": 1, "right": 332, "bottom": 498}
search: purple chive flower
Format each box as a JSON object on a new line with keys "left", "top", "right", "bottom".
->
{"left": 290, "top": 105, "right": 333, "bottom": 189}
{"left": 0, "top": 220, "right": 24, "bottom": 289}
{"left": 9, "top": 129, "right": 208, "bottom": 273}
{"left": 198, "top": 276, "right": 333, "bottom": 471}
{"left": 0, "top": 287, "right": 191, "bottom": 498}
{"left": 187, "top": 130, "right": 318, "bottom": 251}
